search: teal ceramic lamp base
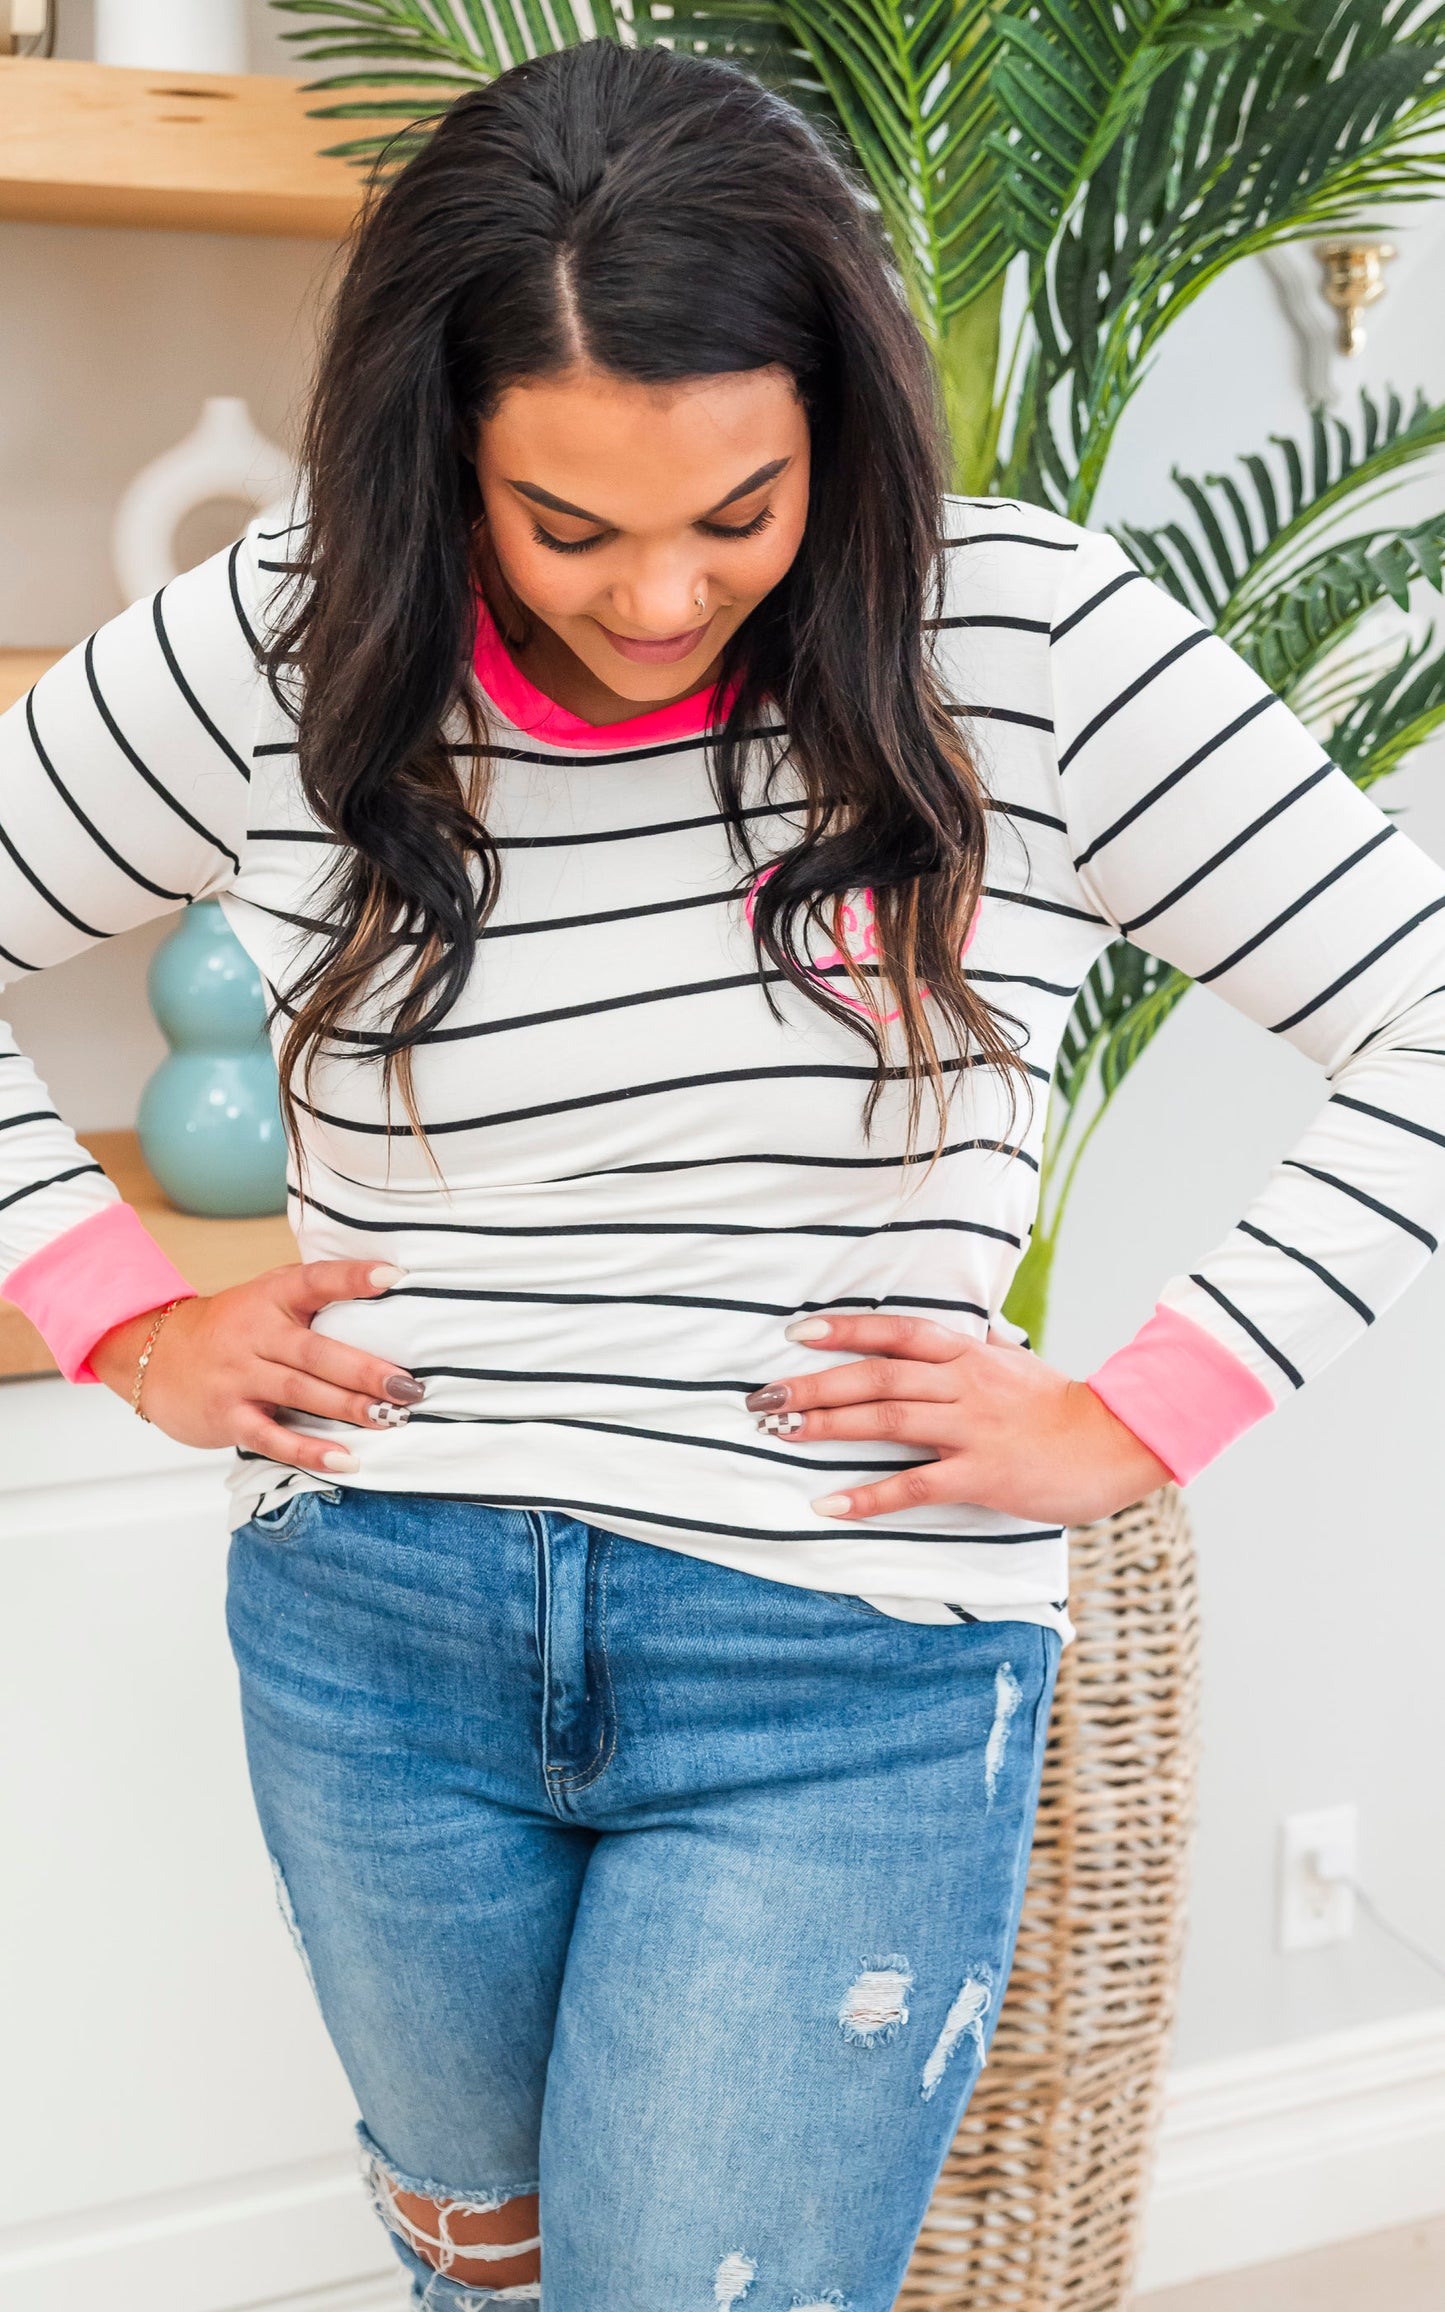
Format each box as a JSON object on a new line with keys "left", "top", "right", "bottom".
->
{"left": 138, "top": 901, "right": 288, "bottom": 1219}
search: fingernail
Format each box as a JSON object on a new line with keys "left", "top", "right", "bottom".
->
{"left": 368, "top": 1264, "right": 408, "bottom": 1289}
{"left": 785, "top": 1318, "right": 832, "bottom": 1343}
{"left": 367, "top": 1402, "right": 410, "bottom": 1428}
{"left": 757, "top": 1411, "right": 805, "bottom": 1435}
{"left": 744, "top": 1384, "right": 789, "bottom": 1412}
{"left": 322, "top": 1449, "right": 359, "bottom": 1472}
{"left": 810, "top": 1492, "right": 853, "bottom": 1517}
{"left": 383, "top": 1373, "right": 426, "bottom": 1404}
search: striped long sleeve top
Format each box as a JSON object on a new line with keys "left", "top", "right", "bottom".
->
{"left": 4, "top": 494, "right": 1445, "bottom": 1642}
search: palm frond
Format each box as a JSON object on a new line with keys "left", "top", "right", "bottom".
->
{"left": 1056, "top": 940, "right": 1192, "bottom": 1112}
{"left": 768, "top": 0, "right": 1013, "bottom": 338}
{"left": 1236, "top": 523, "right": 1445, "bottom": 691}
{"left": 272, "top": 0, "right": 630, "bottom": 165}
{"left": 1289, "top": 631, "right": 1401, "bottom": 727}
{"left": 273, "top": 0, "right": 612, "bottom": 75}
{"left": 275, "top": 0, "right": 819, "bottom": 167}
{"left": 990, "top": 0, "right": 1289, "bottom": 266}
{"left": 1326, "top": 631, "right": 1445, "bottom": 785}
{"left": 1000, "top": 0, "right": 1445, "bottom": 513}
{"left": 1113, "top": 387, "right": 1445, "bottom": 691}
{"left": 1115, "top": 389, "right": 1445, "bottom": 614}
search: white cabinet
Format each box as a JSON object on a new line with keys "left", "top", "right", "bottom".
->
{"left": 0, "top": 1381, "right": 400, "bottom": 2310}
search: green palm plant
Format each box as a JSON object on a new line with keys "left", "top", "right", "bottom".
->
{"left": 269, "top": 0, "right": 1445, "bottom": 1345}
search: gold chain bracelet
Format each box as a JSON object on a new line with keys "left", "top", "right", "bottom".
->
{"left": 130, "top": 1298, "right": 184, "bottom": 1423}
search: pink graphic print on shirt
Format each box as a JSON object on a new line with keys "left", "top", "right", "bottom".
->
{"left": 744, "top": 867, "right": 981, "bottom": 1020}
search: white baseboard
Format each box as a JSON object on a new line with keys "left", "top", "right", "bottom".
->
{"left": 4, "top": 2010, "right": 1443, "bottom": 2310}
{"left": 1135, "top": 2003, "right": 1445, "bottom": 2294}
{"left": 0, "top": 2153, "right": 401, "bottom": 2312}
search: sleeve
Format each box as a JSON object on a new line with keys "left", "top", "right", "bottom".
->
{"left": 0, "top": 531, "right": 267, "bottom": 1381}
{"left": 1048, "top": 524, "right": 1445, "bottom": 1484}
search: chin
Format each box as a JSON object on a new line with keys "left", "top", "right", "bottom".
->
{"left": 585, "top": 650, "right": 715, "bottom": 703}
{"left": 623, "top": 672, "right": 712, "bottom": 703}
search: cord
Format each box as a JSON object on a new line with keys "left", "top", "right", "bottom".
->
{"left": 1319, "top": 1865, "right": 1445, "bottom": 1989}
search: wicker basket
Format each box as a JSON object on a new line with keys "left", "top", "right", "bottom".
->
{"left": 897, "top": 1480, "right": 1202, "bottom": 2311}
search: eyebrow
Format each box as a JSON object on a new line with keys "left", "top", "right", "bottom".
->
{"left": 508, "top": 457, "right": 791, "bottom": 527}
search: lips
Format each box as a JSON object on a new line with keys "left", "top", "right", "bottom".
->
{"left": 595, "top": 616, "right": 713, "bottom": 665}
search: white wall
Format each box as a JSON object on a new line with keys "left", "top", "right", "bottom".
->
{"left": 3, "top": 0, "right": 1445, "bottom": 2219}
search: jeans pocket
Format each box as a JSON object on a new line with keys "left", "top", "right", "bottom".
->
{"left": 824, "top": 1590, "right": 889, "bottom": 1618}
{"left": 247, "top": 1484, "right": 342, "bottom": 1542}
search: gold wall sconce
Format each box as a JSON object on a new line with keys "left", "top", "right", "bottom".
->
{"left": 1315, "top": 240, "right": 1397, "bottom": 357}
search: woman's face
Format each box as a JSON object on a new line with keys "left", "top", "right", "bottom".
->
{"left": 472, "top": 364, "right": 811, "bottom": 708}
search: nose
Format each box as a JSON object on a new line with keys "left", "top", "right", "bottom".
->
{"left": 605, "top": 551, "right": 709, "bottom": 635}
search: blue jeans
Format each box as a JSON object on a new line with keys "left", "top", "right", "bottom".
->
{"left": 226, "top": 1489, "right": 1060, "bottom": 2311}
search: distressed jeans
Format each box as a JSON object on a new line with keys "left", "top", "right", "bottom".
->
{"left": 226, "top": 1488, "right": 1060, "bottom": 2311}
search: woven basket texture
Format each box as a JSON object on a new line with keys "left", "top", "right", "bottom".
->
{"left": 896, "top": 1480, "right": 1202, "bottom": 2311}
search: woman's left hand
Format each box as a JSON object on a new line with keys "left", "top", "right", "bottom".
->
{"left": 744, "top": 1313, "right": 1173, "bottom": 1528}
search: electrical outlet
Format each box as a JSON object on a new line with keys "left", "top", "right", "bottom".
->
{"left": 1279, "top": 1804, "right": 1358, "bottom": 1953}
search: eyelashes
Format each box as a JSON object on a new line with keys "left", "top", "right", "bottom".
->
{"left": 530, "top": 524, "right": 603, "bottom": 557}
{"left": 529, "top": 505, "right": 777, "bottom": 556}
{"left": 701, "top": 506, "right": 776, "bottom": 542}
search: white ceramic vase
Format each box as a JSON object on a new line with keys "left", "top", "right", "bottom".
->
{"left": 94, "top": 0, "right": 247, "bottom": 73}
{"left": 111, "top": 397, "right": 298, "bottom": 605}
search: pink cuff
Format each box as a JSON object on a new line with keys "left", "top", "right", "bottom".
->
{"left": 1084, "top": 1301, "right": 1277, "bottom": 1485}
{"left": 3, "top": 1202, "right": 197, "bottom": 1384}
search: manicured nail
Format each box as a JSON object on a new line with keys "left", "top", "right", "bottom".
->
{"left": 322, "top": 1449, "right": 359, "bottom": 1472}
{"left": 757, "top": 1411, "right": 805, "bottom": 1436}
{"left": 811, "top": 1492, "right": 853, "bottom": 1517}
{"left": 367, "top": 1402, "right": 410, "bottom": 1428}
{"left": 383, "top": 1373, "right": 426, "bottom": 1404}
{"left": 785, "top": 1318, "right": 832, "bottom": 1343}
{"left": 744, "top": 1384, "right": 789, "bottom": 1412}
{"left": 368, "top": 1264, "right": 408, "bottom": 1289}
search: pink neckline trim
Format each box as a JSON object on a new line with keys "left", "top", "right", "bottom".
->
{"left": 472, "top": 590, "right": 733, "bottom": 751}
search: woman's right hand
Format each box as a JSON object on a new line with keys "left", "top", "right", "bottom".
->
{"left": 88, "top": 1260, "right": 424, "bottom": 1474}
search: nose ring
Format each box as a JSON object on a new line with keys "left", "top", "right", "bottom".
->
{"left": 695, "top": 586, "right": 706, "bottom": 612}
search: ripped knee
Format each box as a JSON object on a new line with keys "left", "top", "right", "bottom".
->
{"left": 388, "top": 2184, "right": 540, "bottom": 2292}
{"left": 362, "top": 2132, "right": 540, "bottom": 2297}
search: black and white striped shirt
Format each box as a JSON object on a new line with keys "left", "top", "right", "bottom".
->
{"left": 4, "top": 495, "right": 1445, "bottom": 1640}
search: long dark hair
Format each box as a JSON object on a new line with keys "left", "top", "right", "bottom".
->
{"left": 265, "top": 37, "right": 1033, "bottom": 1161}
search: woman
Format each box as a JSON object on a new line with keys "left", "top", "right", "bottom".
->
{"left": 4, "top": 39, "right": 1444, "bottom": 2311}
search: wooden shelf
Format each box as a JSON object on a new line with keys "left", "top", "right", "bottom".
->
{"left": 1, "top": 647, "right": 62, "bottom": 715}
{"left": 0, "top": 1130, "right": 298, "bottom": 1381}
{"left": 0, "top": 58, "right": 376, "bottom": 238}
